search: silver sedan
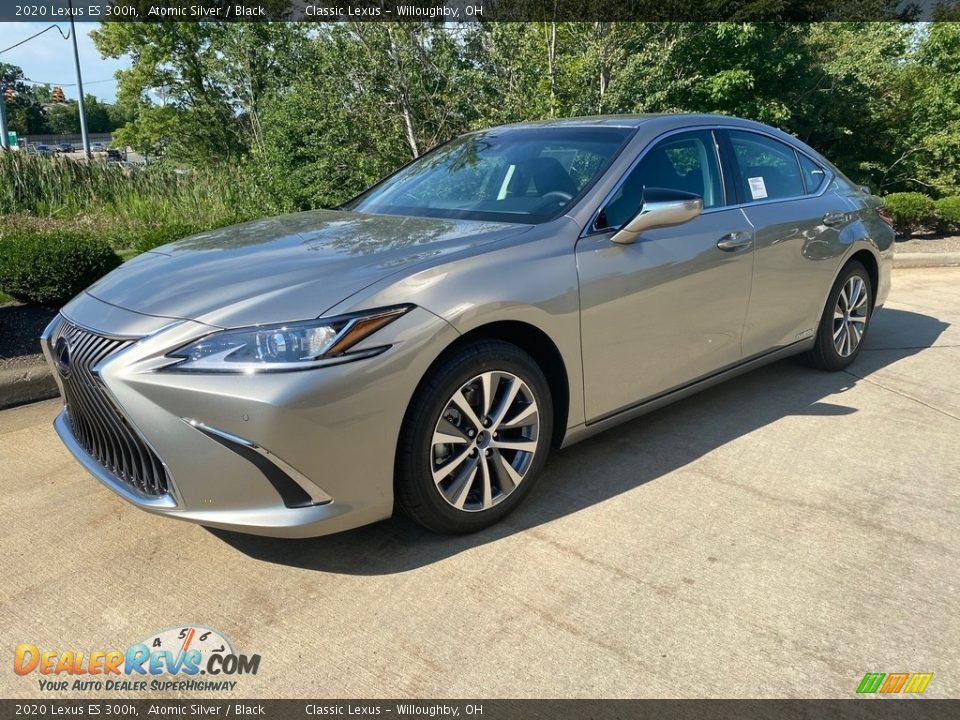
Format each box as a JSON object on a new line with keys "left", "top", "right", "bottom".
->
{"left": 42, "top": 114, "right": 894, "bottom": 537}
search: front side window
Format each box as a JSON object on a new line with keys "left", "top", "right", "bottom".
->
{"left": 346, "top": 127, "right": 634, "bottom": 224}
{"left": 728, "top": 130, "right": 805, "bottom": 202}
{"left": 597, "top": 130, "right": 724, "bottom": 230}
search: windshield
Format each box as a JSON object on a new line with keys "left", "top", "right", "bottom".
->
{"left": 346, "top": 126, "right": 635, "bottom": 224}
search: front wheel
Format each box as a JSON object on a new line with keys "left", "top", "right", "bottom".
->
{"left": 806, "top": 260, "right": 873, "bottom": 371}
{"left": 396, "top": 340, "right": 553, "bottom": 534}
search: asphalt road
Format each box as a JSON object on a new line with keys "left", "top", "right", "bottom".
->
{"left": 1, "top": 267, "right": 958, "bottom": 699}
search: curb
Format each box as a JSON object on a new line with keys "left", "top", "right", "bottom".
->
{"left": 894, "top": 252, "right": 960, "bottom": 268}
{"left": 0, "top": 360, "right": 59, "bottom": 411}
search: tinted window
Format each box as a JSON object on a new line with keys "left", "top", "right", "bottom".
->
{"left": 347, "top": 127, "right": 633, "bottom": 224}
{"left": 729, "top": 131, "right": 804, "bottom": 201}
{"left": 598, "top": 130, "right": 724, "bottom": 229}
{"left": 798, "top": 153, "right": 827, "bottom": 194}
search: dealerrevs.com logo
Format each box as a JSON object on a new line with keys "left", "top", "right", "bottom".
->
{"left": 14, "top": 626, "right": 260, "bottom": 693}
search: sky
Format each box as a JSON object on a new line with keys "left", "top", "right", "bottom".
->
{"left": 0, "top": 22, "right": 129, "bottom": 102}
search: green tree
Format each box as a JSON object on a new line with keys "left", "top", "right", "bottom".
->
{"left": 92, "top": 23, "right": 308, "bottom": 162}
{"left": 91, "top": 21, "right": 960, "bottom": 203}
{"left": 31, "top": 84, "right": 53, "bottom": 104}
{"left": 898, "top": 23, "right": 960, "bottom": 194}
{"left": 39, "top": 96, "right": 130, "bottom": 136}
{"left": 1, "top": 63, "right": 48, "bottom": 134}
{"left": 45, "top": 102, "right": 79, "bottom": 134}
{"left": 256, "top": 22, "right": 482, "bottom": 209}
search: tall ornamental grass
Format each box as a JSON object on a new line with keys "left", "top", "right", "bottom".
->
{"left": 0, "top": 152, "right": 275, "bottom": 253}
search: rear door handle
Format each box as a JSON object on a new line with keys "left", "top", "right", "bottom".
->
{"left": 823, "top": 211, "right": 848, "bottom": 226}
{"left": 716, "top": 231, "right": 753, "bottom": 251}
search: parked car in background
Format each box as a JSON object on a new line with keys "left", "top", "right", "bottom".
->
{"left": 33, "top": 144, "right": 53, "bottom": 157}
{"left": 43, "top": 114, "right": 895, "bottom": 539}
{"left": 56, "top": 143, "right": 74, "bottom": 154}
{"left": 106, "top": 148, "right": 123, "bottom": 162}
{"left": 91, "top": 142, "right": 105, "bottom": 152}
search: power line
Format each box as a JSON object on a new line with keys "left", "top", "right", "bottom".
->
{"left": 0, "top": 24, "right": 70, "bottom": 56}
{"left": 23, "top": 77, "right": 115, "bottom": 87}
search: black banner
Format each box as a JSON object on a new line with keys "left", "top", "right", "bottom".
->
{"left": 0, "top": 700, "right": 958, "bottom": 720}
{"left": 1, "top": 0, "right": 959, "bottom": 22}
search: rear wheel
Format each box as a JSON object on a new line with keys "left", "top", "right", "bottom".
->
{"left": 396, "top": 340, "right": 553, "bottom": 534}
{"left": 806, "top": 260, "right": 872, "bottom": 371}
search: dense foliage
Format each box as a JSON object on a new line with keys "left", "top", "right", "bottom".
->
{"left": 935, "top": 196, "right": 960, "bottom": 233}
{"left": 90, "top": 21, "right": 960, "bottom": 210}
{"left": 0, "top": 229, "right": 121, "bottom": 306}
{"left": 882, "top": 192, "right": 938, "bottom": 235}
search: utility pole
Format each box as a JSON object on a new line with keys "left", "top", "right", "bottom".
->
{"left": 0, "top": 91, "right": 8, "bottom": 150}
{"left": 68, "top": 0, "right": 91, "bottom": 158}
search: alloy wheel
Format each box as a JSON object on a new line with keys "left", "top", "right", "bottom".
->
{"left": 431, "top": 371, "right": 540, "bottom": 512}
{"left": 833, "top": 275, "right": 869, "bottom": 357}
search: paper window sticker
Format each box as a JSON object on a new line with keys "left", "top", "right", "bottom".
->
{"left": 748, "top": 176, "right": 767, "bottom": 200}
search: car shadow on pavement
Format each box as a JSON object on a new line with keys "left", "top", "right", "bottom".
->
{"left": 208, "top": 307, "right": 949, "bottom": 575}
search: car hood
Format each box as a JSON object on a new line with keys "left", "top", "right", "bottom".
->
{"left": 85, "top": 209, "right": 530, "bottom": 328}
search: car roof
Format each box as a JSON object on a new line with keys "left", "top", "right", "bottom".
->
{"left": 485, "top": 113, "right": 845, "bottom": 177}
{"left": 492, "top": 113, "right": 771, "bottom": 131}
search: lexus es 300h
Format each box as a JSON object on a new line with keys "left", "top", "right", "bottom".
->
{"left": 43, "top": 114, "right": 894, "bottom": 537}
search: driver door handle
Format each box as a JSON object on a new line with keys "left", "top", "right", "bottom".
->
{"left": 716, "top": 231, "right": 753, "bottom": 252}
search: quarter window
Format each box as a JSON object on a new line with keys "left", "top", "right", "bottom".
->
{"left": 598, "top": 130, "right": 724, "bottom": 230}
{"left": 728, "top": 131, "right": 805, "bottom": 202}
{"left": 798, "top": 153, "right": 827, "bottom": 195}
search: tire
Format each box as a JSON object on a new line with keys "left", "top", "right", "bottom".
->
{"left": 396, "top": 339, "right": 553, "bottom": 534}
{"left": 806, "top": 260, "right": 873, "bottom": 371}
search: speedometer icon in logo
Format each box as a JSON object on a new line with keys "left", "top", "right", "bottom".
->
{"left": 141, "top": 625, "right": 234, "bottom": 668}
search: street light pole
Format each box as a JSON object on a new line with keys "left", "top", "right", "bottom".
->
{"left": 0, "top": 91, "right": 9, "bottom": 150}
{"left": 67, "top": 0, "right": 91, "bottom": 158}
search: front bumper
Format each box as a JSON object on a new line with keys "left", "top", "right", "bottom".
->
{"left": 44, "top": 294, "right": 459, "bottom": 538}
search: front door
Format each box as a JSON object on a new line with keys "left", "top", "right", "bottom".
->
{"left": 576, "top": 130, "right": 754, "bottom": 421}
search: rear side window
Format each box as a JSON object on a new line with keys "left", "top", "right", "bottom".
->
{"left": 728, "top": 131, "right": 805, "bottom": 202}
{"left": 798, "top": 153, "right": 827, "bottom": 194}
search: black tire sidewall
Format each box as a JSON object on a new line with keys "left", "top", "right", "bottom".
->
{"left": 396, "top": 341, "right": 553, "bottom": 534}
{"left": 814, "top": 261, "right": 872, "bottom": 371}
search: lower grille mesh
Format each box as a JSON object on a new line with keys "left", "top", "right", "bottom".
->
{"left": 50, "top": 317, "right": 170, "bottom": 497}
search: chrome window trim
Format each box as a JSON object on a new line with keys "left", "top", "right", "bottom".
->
{"left": 582, "top": 124, "right": 835, "bottom": 239}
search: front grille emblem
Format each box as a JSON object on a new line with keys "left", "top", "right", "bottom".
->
{"left": 54, "top": 337, "right": 72, "bottom": 377}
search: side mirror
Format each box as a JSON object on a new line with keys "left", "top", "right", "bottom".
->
{"left": 611, "top": 188, "right": 703, "bottom": 245}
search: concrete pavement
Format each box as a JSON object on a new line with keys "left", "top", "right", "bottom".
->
{"left": 1, "top": 267, "right": 958, "bottom": 699}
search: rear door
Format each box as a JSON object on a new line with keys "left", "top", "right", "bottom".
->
{"left": 720, "top": 129, "right": 855, "bottom": 356}
{"left": 576, "top": 129, "right": 755, "bottom": 421}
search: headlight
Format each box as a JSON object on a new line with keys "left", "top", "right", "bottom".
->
{"left": 165, "top": 306, "right": 412, "bottom": 373}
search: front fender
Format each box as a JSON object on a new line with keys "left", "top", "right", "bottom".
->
{"left": 326, "top": 219, "right": 587, "bottom": 431}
